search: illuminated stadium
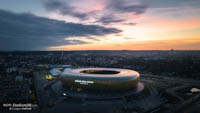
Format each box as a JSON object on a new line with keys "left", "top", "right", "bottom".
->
{"left": 60, "top": 68, "right": 140, "bottom": 91}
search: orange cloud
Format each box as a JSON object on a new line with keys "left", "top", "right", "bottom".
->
{"left": 50, "top": 38, "right": 200, "bottom": 50}
{"left": 134, "top": 15, "right": 200, "bottom": 32}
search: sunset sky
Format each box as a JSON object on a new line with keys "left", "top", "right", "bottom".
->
{"left": 0, "top": 0, "right": 200, "bottom": 50}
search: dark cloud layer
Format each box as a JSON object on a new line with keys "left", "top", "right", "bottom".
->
{"left": 97, "top": 0, "right": 148, "bottom": 24}
{"left": 96, "top": 16, "right": 125, "bottom": 25}
{"left": 107, "top": 0, "right": 148, "bottom": 14}
{"left": 123, "top": 23, "right": 137, "bottom": 26}
{"left": 0, "top": 9, "right": 121, "bottom": 50}
{"left": 43, "top": 0, "right": 148, "bottom": 25}
{"left": 44, "top": 0, "right": 89, "bottom": 20}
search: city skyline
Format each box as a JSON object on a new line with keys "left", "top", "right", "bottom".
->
{"left": 0, "top": 0, "right": 200, "bottom": 50}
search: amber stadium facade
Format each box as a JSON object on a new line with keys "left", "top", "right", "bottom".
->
{"left": 60, "top": 68, "right": 140, "bottom": 91}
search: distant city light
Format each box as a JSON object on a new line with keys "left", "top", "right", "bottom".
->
{"left": 62, "top": 93, "right": 67, "bottom": 96}
{"left": 45, "top": 75, "right": 53, "bottom": 80}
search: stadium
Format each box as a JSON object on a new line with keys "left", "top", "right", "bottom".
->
{"left": 60, "top": 68, "right": 140, "bottom": 91}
